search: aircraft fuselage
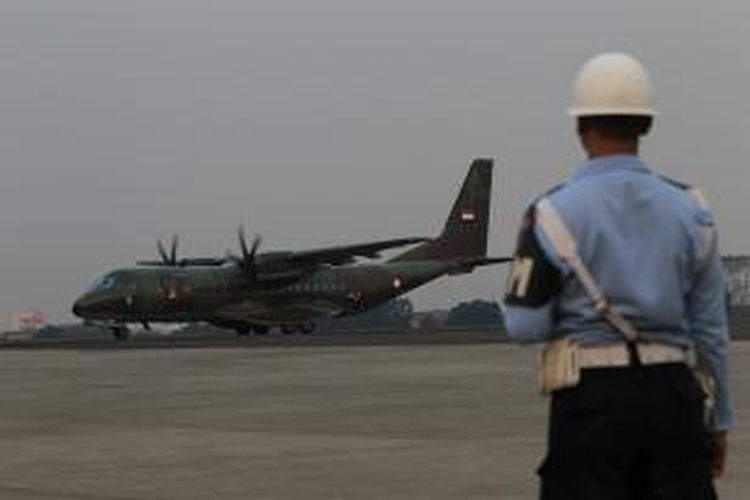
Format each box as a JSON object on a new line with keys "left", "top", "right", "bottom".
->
{"left": 73, "top": 261, "right": 447, "bottom": 327}
{"left": 72, "top": 158, "right": 508, "bottom": 337}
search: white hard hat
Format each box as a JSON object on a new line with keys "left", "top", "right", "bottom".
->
{"left": 568, "top": 52, "right": 657, "bottom": 118}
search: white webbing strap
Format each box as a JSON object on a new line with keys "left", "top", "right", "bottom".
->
{"left": 535, "top": 198, "right": 640, "bottom": 343}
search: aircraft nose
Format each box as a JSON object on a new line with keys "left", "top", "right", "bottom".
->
{"left": 72, "top": 299, "right": 84, "bottom": 318}
{"left": 72, "top": 295, "right": 93, "bottom": 318}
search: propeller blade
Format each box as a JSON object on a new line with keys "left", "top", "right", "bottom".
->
{"left": 170, "top": 234, "right": 178, "bottom": 265}
{"left": 154, "top": 234, "right": 180, "bottom": 266}
{"left": 238, "top": 226, "right": 249, "bottom": 261}
{"left": 249, "top": 235, "right": 262, "bottom": 277}
{"left": 237, "top": 226, "right": 262, "bottom": 278}
{"left": 250, "top": 235, "right": 261, "bottom": 258}
{"left": 157, "top": 239, "right": 169, "bottom": 264}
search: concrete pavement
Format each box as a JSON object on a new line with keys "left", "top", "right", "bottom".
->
{"left": 0, "top": 341, "right": 745, "bottom": 499}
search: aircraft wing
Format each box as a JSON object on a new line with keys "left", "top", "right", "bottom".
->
{"left": 137, "top": 237, "right": 427, "bottom": 270}
{"left": 137, "top": 257, "right": 227, "bottom": 267}
{"left": 286, "top": 237, "right": 429, "bottom": 266}
{"left": 463, "top": 256, "right": 514, "bottom": 266}
{"left": 447, "top": 256, "right": 513, "bottom": 275}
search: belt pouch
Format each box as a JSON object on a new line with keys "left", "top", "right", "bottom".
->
{"left": 693, "top": 365, "right": 717, "bottom": 428}
{"left": 539, "top": 337, "right": 581, "bottom": 394}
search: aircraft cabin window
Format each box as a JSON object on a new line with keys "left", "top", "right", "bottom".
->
{"left": 87, "top": 274, "right": 117, "bottom": 293}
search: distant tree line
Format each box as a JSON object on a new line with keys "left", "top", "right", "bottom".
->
{"left": 325, "top": 297, "right": 505, "bottom": 331}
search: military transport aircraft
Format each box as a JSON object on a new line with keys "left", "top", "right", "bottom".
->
{"left": 72, "top": 159, "right": 509, "bottom": 339}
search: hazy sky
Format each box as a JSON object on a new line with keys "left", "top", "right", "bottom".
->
{"left": 1, "top": 1, "right": 748, "bottom": 322}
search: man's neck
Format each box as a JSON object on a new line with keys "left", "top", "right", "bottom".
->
{"left": 586, "top": 139, "right": 639, "bottom": 159}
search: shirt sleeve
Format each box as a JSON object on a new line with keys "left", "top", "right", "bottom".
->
{"left": 687, "top": 227, "right": 733, "bottom": 432}
{"left": 503, "top": 205, "right": 564, "bottom": 342}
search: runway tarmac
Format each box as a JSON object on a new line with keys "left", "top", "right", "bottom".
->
{"left": 0, "top": 338, "right": 746, "bottom": 499}
{"left": 0, "top": 329, "right": 505, "bottom": 350}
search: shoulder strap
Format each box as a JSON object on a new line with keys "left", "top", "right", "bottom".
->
{"left": 535, "top": 198, "right": 640, "bottom": 343}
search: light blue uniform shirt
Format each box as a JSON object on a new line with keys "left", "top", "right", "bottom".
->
{"left": 504, "top": 155, "right": 733, "bottom": 431}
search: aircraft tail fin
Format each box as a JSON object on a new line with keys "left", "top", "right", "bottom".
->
{"left": 391, "top": 158, "right": 494, "bottom": 262}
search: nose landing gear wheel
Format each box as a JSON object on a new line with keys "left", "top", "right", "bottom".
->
{"left": 111, "top": 326, "right": 131, "bottom": 341}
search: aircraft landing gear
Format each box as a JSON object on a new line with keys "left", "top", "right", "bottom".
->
{"left": 235, "top": 323, "right": 270, "bottom": 336}
{"left": 279, "top": 323, "right": 315, "bottom": 335}
{"left": 111, "top": 326, "right": 131, "bottom": 341}
{"left": 252, "top": 325, "right": 270, "bottom": 335}
{"left": 227, "top": 321, "right": 309, "bottom": 336}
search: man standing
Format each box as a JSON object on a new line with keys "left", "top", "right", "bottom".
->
{"left": 503, "top": 52, "right": 731, "bottom": 499}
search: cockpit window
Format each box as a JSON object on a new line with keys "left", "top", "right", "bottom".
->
{"left": 87, "top": 273, "right": 118, "bottom": 293}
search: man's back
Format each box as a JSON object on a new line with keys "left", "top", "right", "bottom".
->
{"left": 544, "top": 155, "right": 706, "bottom": 343}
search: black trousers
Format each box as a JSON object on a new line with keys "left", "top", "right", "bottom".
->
{"left": 539, "top": 363, "right": 717, "bottom": 500}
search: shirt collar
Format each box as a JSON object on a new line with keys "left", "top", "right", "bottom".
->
{"left": 571, "top": 155, "right": 652, "bottom": 181}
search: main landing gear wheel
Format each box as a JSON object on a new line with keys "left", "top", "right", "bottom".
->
{"left": 235, "top": 324, "right": 251, "bottom": 336}
{"left": 281, "top": 325, "right": 296, "bottom": 335}
{"left": 252, "top": 325, "right": 270, "bottom": 335}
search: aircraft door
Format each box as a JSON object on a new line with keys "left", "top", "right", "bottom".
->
{"left": 214, "top": 270, "right": 230, "bottom": 304}
{"left": 122, "top": 281, "right": 138, "bottom": 315}
{"left": 158, "top": 271, "right": 194, "bottom": 315}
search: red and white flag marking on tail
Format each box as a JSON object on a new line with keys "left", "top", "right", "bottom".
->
{"left": 460, "top": 209, "right": 476, "bottom": 222}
